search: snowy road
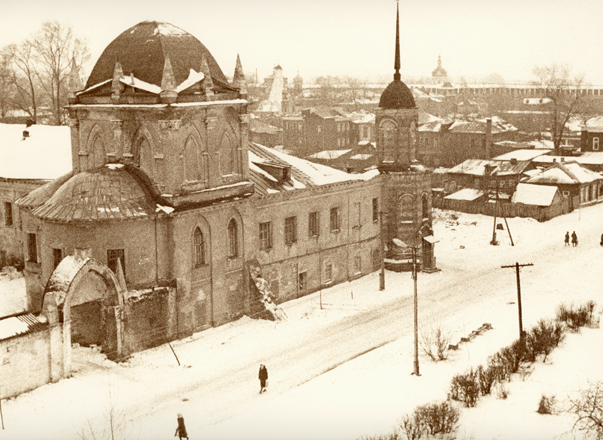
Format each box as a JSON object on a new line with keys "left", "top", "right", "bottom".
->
{"left": 2, "top": 205, "right": 602, "bottom": 440}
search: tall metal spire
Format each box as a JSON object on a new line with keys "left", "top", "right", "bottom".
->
{"left": 394, "top": 0, "right": 401, "bottom": 81}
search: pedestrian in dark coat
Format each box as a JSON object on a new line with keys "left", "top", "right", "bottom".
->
{"left": 571, "top": 231, "right": 578, "bottom": 247}
{"left": 175, "top": 413, "right": 188, "bottom": 440}
{"left": 600, "top": 233, "right": 603, "bottom": 246}
{"left": 564, "top": 232, "right": 570, "bottom": 246}
{"left": 259, "top": 364, "right": 268, "bottom": 393}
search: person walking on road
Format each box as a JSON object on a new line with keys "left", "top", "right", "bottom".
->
{"left": 175, "top": 413, "right": 188, "bottom": 440}
{"left": 571, "top": 231, "right": 578, "bottom": 247}
{"left": 259, "top": 364, "right": 268, "bottom": 394}
{"left": 600, "top": 233, "right": 603, "bottom": 246}
{"left": 564, "top": 231, "right": 570, "bottom": 246}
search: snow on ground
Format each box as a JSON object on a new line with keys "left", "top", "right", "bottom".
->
{"left": 1, "top": 204, "right": 603, "bottom": 440}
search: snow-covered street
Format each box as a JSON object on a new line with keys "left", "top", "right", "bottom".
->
{"left": 1, "top": 204, "right": 602, "bottom": 440}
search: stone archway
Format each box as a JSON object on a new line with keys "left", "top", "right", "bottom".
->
{"left": 41, "top": 255, "right": 126, "bottom": 379}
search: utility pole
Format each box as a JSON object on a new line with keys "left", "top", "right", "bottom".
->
{"left": 393, "top": 237, "right": 420, "bottom": 376}
{"left": 379, "top": 211, "right": 385, "bottom": 290}
{"left": 501, "top": 262, "right": 534, "bottom": 341}
{"left": 412, "top": 246, "right": 420, "bottom": 376}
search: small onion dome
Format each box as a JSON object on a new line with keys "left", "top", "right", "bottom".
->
{"left": 379, "top": 80, "right": 416, "bottom": 109}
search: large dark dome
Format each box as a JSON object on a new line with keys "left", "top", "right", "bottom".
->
{"left": 379, "top": 80, "right": 416, "bottom": 109}
{"left": 85, "top": 21, "right": 228, "bottom": 89}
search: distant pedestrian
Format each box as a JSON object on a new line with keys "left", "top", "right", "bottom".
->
{"left": 571, "top": 231, "right": 578, "bottom": 247}
{"left": 600, "top": 233, "right": 603, "bottom": 246}
{"left": 259, "top": 364, "right": 268, "bottom": 393}
{"left": 564, "top": 231, "right": 570, "bottom": 246}
{"left": 175, "top": 413, "right": 188, "bottom": 440}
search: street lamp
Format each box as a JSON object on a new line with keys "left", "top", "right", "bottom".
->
{"left": 393, "top": 237, "right": 420, "bottom": 376}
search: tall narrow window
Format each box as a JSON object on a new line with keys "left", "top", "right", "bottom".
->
{"left": 27, "top": 233, "right": 37, "bottom": 263}
{"left": 259, "top": 222, "right": 273, "bottom": 250}
{"left": 354, "top": 255, "right": 362, "bottom": 274}
{"left": 4, "top": 202, "right": 13, "bottom": 227}
{"left": 308, "top": 211, "right": 320, "bottom": 237}
{"left": 107, "top": 249, "right": 126, "bottom": 278}
{"left": 330, "top": 207, "right": 341, "bottom": 232}
{"left": 52, "top": 248, "right": 63, "bottom": 270}
{"left": 594, "top": 137, "right": 600, "bottom": 151}
{"left": 298, "top": 271, "right": 307, "bottom": 292}
{"left": 325, "top": 263, "right": 333, "bottom": 283}
{"left": 194, "top": 227, "right": 205, "bottom": 266}
{"left": 228, "top": 219, "right": 238, "bottom": 258}
{"left": 372, "top": 198, "right": 379, "bottom": 223}
{"left": 285, "top": 216, "right": 297, "bottom": 245}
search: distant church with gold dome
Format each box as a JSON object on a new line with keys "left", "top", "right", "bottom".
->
{"left": 13, "top": 5, "right": 436, "bottom": 380}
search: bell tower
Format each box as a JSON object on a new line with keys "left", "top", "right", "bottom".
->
{"left": 378, "top": 2, "right": 437, "bottom": 272}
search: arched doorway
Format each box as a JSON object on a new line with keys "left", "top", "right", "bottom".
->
{"left": 42, "top": 256, "right": 126, "bottom": 377}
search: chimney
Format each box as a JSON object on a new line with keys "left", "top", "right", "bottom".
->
{"left": 510, "top": 158, "right": 517, "bottom": 165}
{"left": 485, "top": 118, "right": 492, "bottom": 159}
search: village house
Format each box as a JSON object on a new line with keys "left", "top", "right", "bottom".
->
{"left": 524, "top": 159, "right": 603, "bottom": 211}
{"left": 5, "top": 10, "right": 435, "bottom": 395}
{"left": 417, "top": 116, "right": 518, "bottom": 168}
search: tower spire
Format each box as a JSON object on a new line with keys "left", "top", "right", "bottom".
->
{"left": 394, "top": 0, "right": 401, "bottom": 81}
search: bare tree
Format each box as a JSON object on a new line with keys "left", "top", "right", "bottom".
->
{"left": 343, "top": 76, "right": 366, "bottom": 111}
{"left": 566, "top": 381, "right": 603, "bottom": 440}
{"left": 532, "top": 63, "right": 585, "bottom": 155}
{"left": 0, "top": 50, "right": 12, "bottom": 117}
{"left": 30, "top": 21, "right": 89, "bottom": 125}
{"left": 3, "top": 41, "right": 41, "bottom": 121}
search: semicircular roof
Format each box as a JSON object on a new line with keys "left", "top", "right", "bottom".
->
{"left": 379, "top": 80, "right": 416, "bottom": 109}
{"left": 85, "top": 21, "right": 228, "bottom": 89}
{"left": 30, "top": 165, "right": 160, "bottom": 223}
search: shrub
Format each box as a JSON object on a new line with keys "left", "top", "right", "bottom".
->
{"left": 450, "top": 369, "right": 480, "bottom": 407}
{"left": 358, "top": 433, "right": 399, "bottom": 440}
{"left": 494, "top": 382, "right": 509, "bottom": 399}
{"left": 415, "top": 401, "right": 460, "bottom": 436}
{"left": 566, "top": 381, "right": 603, "bottom": 439}
{"left": 420, "top": 324, "right": 452, "bottom": 362}
{"left": 556, "top": 301, "right": 596, "bottom": 331}
{"left": 398, "top": 412, "right": 424, "bottom": 440}
{"left": 537, "top": 394, "right": 556, "bottom": 415}
{"left": 528, "top": 319, "right": 565, "bottom": 362}
{"left": 476, "top": 365, "right": 496, "bottom": 396}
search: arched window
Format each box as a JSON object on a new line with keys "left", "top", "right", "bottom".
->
{"left": 227, "top": 219, "right": 238, "bottom": 258}
{"left": 184, "top": 136, "right": 200, "bottom": 181}
{"left": 91, "top": 134, "right": 106, "bottom": 168}
{"left": 137, "top": 136, "right": 153, "bottom": 179}
{"left": 220, "top": 130, "right": 236, "bottom": 176}
{"left": 194, "top": 227, "right": 205, "bottom": 266}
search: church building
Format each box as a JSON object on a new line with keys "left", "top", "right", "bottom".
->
{"left": 13, "top": 7, "right": 435, "bottom": 381}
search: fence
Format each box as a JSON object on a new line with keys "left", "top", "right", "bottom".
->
{"left": 433, "top": 197, "right": 569, "bottom": 222}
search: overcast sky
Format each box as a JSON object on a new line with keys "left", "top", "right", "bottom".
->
{"left": 2, "top": 0, "right": 603, "bottom": 85}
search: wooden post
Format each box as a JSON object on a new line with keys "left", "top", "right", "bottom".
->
{"left": 502, "top": 262, "right": 534, "bottom": 341}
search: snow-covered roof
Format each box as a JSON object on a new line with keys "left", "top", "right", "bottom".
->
{"left": 447, "top": 159, "right": 530, "bottom": 176}
{"left": 0, "top": 123, "right": 72, "bottom": 180}
{"left": 512, "top": 183, "right": 559, "bottom": 206}
{"left": 526, "top": 161, "right": 601, "bottom": 185}
{"left": 308, "top": 150, "right": 351, "bottom": 160}
{"left": 493, "top": 149, "right": 550, "bottom": 161}
{"left": 444, "top": 188, "right": 484, "bottom": 201}
{"left": 248, "top": 143, "right": 375, "bottom": 196}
